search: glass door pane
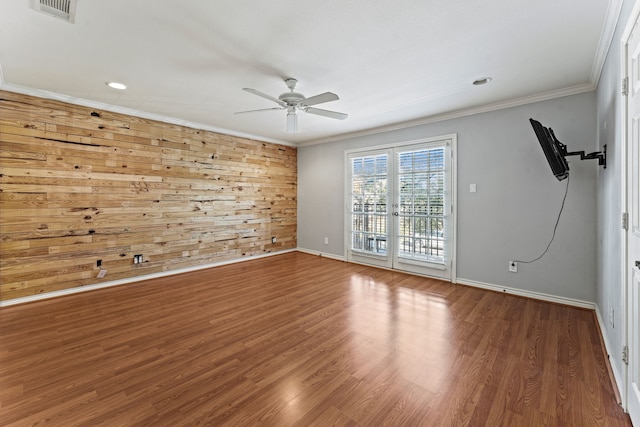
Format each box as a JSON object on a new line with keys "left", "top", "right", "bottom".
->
{"left": 347, "top": 151, "right": 392, "bottom": 268}
{"left": 394, "top": 144, "right": 450, "bottom": 278}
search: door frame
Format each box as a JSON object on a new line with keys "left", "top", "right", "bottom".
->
{"left": 620, "top": 1, "right": 640, "bottom": 419}
{"left": 344, "top": 134, "right": 457, "bottom": 282}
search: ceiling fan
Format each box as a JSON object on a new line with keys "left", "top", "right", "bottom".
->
{"left": 236, "top": 78, "right": 348, "bottom": 133}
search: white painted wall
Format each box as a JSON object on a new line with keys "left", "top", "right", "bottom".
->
{"left": 595, "top": 0, "right": 635, "bottom": 399}
{"left": 298, "top": 91, "right": 598, "bottom": 302}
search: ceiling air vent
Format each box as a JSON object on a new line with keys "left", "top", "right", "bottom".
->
{"left": 33, "top": 0, "right": 78, "bottom": 23}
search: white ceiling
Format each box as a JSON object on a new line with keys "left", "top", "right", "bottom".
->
{"left": 0, "top": 0, "right": 618, "bottom": 145}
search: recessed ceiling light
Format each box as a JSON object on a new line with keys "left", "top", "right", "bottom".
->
{"left": 473, "top": 77, "right": 492, "bottom": 86}
{"left": 106, "top": 82, "right": 127, "bottom": 90}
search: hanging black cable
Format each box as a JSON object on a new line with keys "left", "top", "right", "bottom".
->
{"left": 514, "top": 174, "right": 570, "bottom": 264}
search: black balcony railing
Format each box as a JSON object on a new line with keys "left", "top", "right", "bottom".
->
{"left": 352, "top": 203, "right": 444, "bottom": 258}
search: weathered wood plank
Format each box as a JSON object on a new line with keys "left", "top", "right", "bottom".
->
{"left": 0, "top": 90, "right": 297, "bottom": 301}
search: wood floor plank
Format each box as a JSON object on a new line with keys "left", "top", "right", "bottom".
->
{"left": 0, "top": 252, "right": 631, "bottom": 426}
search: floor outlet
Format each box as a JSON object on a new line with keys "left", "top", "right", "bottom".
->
{"left": 509, "top": 261, "right": 518, "bottom": 273}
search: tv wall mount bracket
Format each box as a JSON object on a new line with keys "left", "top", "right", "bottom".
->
{"left": 564, "top": 144, "right": 606, "bottom": 169}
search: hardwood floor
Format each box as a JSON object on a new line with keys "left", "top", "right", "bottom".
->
{"left": 0, "top": 252, "right": 631, "bottom": 426}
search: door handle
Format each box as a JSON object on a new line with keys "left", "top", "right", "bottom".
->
{"left": 393, "top": 212, "right": 399, "bottom": 216}
{"left": 636, "top": 260, "right": 640, "bottom": 269}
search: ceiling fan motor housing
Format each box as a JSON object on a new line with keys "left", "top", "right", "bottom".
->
{"left": 279, "top": 91, "right": 305, "bottom": 106}
{"left": 237, "top": 77, "right": 347, "bottom": 133}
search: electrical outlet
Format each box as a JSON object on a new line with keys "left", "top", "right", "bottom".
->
{"left": 96, "top": 269, "right": 107, "bottom": 278}
{"left": 96, "top": 259, "right": 102, "bottom": 268}
{"left": 508, "top": 261, "right": 518, "bottom": 273}
{"left": 271, "top": 237, "right": 277, "bottom": 244}
{"left": 324, "top": 237, "right": 329, "bottom": 245}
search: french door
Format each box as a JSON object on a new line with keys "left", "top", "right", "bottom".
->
{"left": 345, "top": 136, "right": 456, "bottom": 281}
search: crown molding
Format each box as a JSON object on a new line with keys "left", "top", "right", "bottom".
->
{"left": 591, "top": 0, "right": 624, "bottom": 85}
{"left": 299, "top": 83, "right": 596, "bottom": 147}
{"left": 0, "top": 81, "right": 296, "bottom": 148}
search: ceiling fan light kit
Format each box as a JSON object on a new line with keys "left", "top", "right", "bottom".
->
{"left": 287, "top": 108, "right": 298, "bottom": 134}
{"left": 236, "top": 78, "right": 348, "bottom": 133}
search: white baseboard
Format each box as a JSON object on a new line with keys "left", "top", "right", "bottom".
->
{"left": 292, "top": 254, "right": 595, "bottom": 310}
{"left": 457, "top": 279, "right": 628, "bottom": 400}
{"left": 296, "top": 254, "right": 595, "bottom": 310}
{"left": 0, "top": 249, "right": 296, "bottom": 307}
{"left": 456, "top": 278, "right": 596, "bottom": 310}
{"left": 594, "top": 305, "right": 625, "bottom": 402}
{"left": 296, "top": 247, "right": 345, "bottom": 262}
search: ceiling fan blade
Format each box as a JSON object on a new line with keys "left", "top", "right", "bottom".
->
{"left": 305, "top": 107, "right": 348, "bottom": 120}
{"left": 242, "top": 88, "right": 286, "bottom": 107}
{"left": 286, "top": 111, "right": 298, "bottom": 133}
{"left": 234, "top": 107, "right": 283, "bottom": 115}
{"left": 301, "top": 92, "right": 339, "bottom": 107}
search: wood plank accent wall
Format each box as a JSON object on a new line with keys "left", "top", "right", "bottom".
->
{"left": 0, "top": 90, "right": 297, "bottom": 301}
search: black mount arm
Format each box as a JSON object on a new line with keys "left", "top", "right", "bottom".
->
{"left": 565, "top": 144, "right": 607, "bottom": 168}
{"left": 547, "top": 127, "right": 607, "bottom": 170}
